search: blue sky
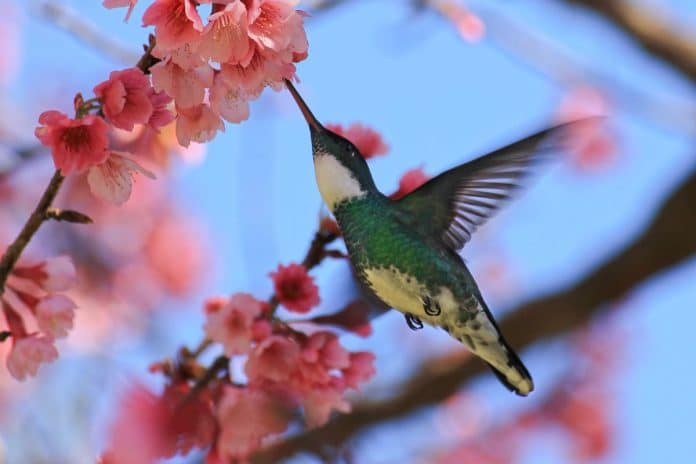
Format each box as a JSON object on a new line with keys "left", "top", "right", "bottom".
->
{"left": 4, "top": 0, "right": 696, "bottom": 462}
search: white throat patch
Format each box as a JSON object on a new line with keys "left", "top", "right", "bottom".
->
{"left": 314, "top": 154, "right": 367, "bottom": 210}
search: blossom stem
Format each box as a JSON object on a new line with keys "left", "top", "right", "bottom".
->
{"left": 190, "top": 338, "right": 213, "bottom": 358}
{"left": 178, "top": 354, "right": 230, "bottom": 410}
{"left": 0, "top": 170, "right": 65, "bottom": 295}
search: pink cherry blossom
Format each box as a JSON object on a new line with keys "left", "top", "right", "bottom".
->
{"left": 87, "top": 152, "right": 156, "bottom": 205}
{"left": 147, "top": 89, "right": 176, "bottom": 130}
{"left": 219, "top": 52, "right": 295, "bottom": 99}
{"left": 102, "top": 385, "right": 170, "bottom": 464}
{"left": 246, "top": 335, "right": 301, "bottom": 383}
{"left": 103, "top": 385, "right": 216, "bottom": 463}
{"left": 199, "top": 2, "right": 250, "bottom": 64}
{"left": 209, "top": 72, "right": 251, "bottom": 123}
{"left": 142, "top": 0, "right": 204, "bottom": 52}
{"left": 325, "top": 123, "right": 389, "bottom": 159}
{"left": 245, "top": 330, "right": 375, "bottom": 427}
{"left": 342, "top": 352, "right": 376, "bottom": 389}
{"left": 301, "top": 382, "right": 351, "bottom": 427}
{"left": 1, "top": 255, "right": 77, "bottom": 378}
{"left": 6, "top": 334, "right": 58, "bottom": 381}
{"left": 35, "top": 294, "right": 76, "bottom": 339}
{"left": 270, "top": 263, "right": 320, "bottom": 313}
{"left": 102, "top": 0, "right": 138, "bottom": 22}
{"left": 302, "top": 331, "right": 350, "bottom": 371}
{"left": 246, "top": 0, "right": 308, "bottom": 64}
{"left": 94, "top": 68, "right": 154, "bottom": 131}
{"left": 390, "top": 167, "right": 430, "bottom": 199}
{"left": 11, "top": 255, "right": 76, "bottom": 293}
{"left": 204, "top": 293, "right": 267, "bottom": 355}
{"left": 34, "top": 111, "right": 110, "bottom": 175}
{"left": 150, "top": 60, "right": 214, "bottom": 109}
{"left": 2, "top": 255, "right": 76, "bottom": 316}
{"left": 215, "top": 386, "right": 293, "bottom": 460}
{"left": 160, "top": 382, "right": 217, "bottom": 455}
{"left": 175, "top": 103, "right": 225, "bottom": 147}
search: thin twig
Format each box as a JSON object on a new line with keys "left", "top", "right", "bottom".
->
{"left": 0, "top": 170, "right": 64, "bottom": 294}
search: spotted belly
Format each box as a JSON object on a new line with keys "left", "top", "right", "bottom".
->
{"left": 362, "top": 265, "right": 456, "bottom": 326}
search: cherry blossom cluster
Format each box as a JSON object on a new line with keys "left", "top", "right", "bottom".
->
{"left": 35, "top": 69, "right": 172, "bottom": 204}
{"left": 108, "top": 0, "right": 309, "bottom": 147}
{"left": 0, "top": 255, "right": 76, "bottom": 380}
{"left": 102, "top": 262, "right": 375, "bottom": 462}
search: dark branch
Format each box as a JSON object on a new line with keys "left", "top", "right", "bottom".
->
{"left": 0, "top": 171, "right": 64, "bottom": 294}
{"left": 564, "top": 0, "right": 696, "bottom": 83}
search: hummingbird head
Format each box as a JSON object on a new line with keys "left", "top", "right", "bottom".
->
{"left": 285, "top": 80, "right": 377, "bottom": 211}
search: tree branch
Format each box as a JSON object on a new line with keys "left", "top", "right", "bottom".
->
{"left": 0, "top": 171, "right": 64, "bottom": 294}
{"left": 253, "top": 162, "right": 696, "bottom": 462}
{"left": 563, "top": 0, "right": 696, "bottom": 83}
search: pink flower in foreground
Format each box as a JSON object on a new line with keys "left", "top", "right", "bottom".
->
{"left": 151, "top": 60, "right": 214, "bottom": 109}
{"left": 246, "top": 0, "right": 309, "bottom": 64}
{"left": 103, "top": 0, "right": 138, "bottom": 22}
{"left": 87, "top": 152, "right": 156, "bottom": 205}
{"left": 1, "top": 255, "right": 76, "bottom": 379}
{"left": 35, "top": 111, "right": 110, "bottom": 174}
{"left": 2, "top": 254, "right": 76, "bottom": 316}
{"left": 215, "top": 386, "right": 293, "bottom": 461}
{"left": 209, "top": 72, "right": 251, "bottom": 123}
{"left": 301, "top": 383, "right": 351, "bottom": 427}
{"left": 103, "top": 385, "right": 170, "bottom": 464}
{"left": 94, "top": 68, "right": 155, "bottom": 131}
{"left": 390, "top": 167, "right": 430, "bottom": 199}
{"left": 6, "top": 335, "right": 58, "bottom": 381}
{"left": 325, "top": 123, "right": 389, "bottom": 159}
{"left": 270, "top": 263, "right": 319, "bottom": 313}
{"left": 10, "top": 255, "right": 76, "bottom": 293}
{"left": 175, "top": 103, "right": 225, "bottom": 147}
{"left": 161, "top": 382, "right": 217, "bottom": 455}
{"left": 199, "top": 2, "right": 250, "bottom": 64}
{"left": 35, "top": 294, "right": 76, "bottom": 339}
{"left": 142, "top": 0, "right": 204, "bottom": 52}
{"left": 103, "top": 383, "right": 215, "bottom": 464}
{"left": 204, "top": 293, "right": 269, "bottom": 355}
{"left": 246, "top": 331, "right": 375, "bottom": 427}
{"left": 342, "top": 352, "right": 376, "bottom": 389}
{"left": 246, "top": 335, "right": 301, "bottom": 383}
{"left": 147, "top": 90, "right": 176, "bottom": 130}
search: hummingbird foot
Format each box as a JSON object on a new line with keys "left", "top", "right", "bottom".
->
{"left": 404, "top": 313, "right": 424, "bottom": 331}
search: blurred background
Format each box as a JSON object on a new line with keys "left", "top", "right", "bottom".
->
{"left": 1, "top": 0, "right": 695, "bottom": 462}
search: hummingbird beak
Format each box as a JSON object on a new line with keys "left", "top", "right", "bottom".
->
{"left": 284, "top": 79, "right": 323, "bottom": 132}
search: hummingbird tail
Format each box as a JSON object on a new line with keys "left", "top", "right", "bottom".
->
{"left": 483, "top": 337, "right": 534, "bottom": 396}
{"left": 453, "top": 297, "right": 534, "bottom": 396}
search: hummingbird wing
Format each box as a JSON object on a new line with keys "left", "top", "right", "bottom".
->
{"left": 395, "top": 122, "right": 577, "bottom": 251}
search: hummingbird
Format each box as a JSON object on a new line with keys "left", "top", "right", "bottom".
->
{"left": 284, "top": 80, "right": 581, "bottom": 396}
